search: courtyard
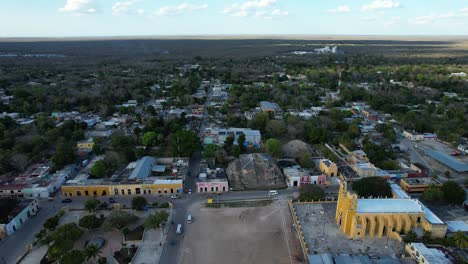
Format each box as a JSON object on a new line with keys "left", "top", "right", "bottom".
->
{"left": 295, "top": 203, "right": 405, "bottom": 256}
{"left": 179, "top": 201, "right": 304, "bottom": 264}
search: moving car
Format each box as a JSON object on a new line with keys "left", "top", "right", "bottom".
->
{"left": 61, "top": 198, "right": 72, "bottom": 203}
{"left": 176, "top": 224, "right": 183, "bottom": 234}
{"left": 268, "top": 190, "right": 279, "bottom": 196}
{"left": 170, "top": 194, "right": 181, "bottom": 199}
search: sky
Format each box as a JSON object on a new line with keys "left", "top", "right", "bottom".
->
{"left": 0, "top": 0, "right": 468, "bottom": 37}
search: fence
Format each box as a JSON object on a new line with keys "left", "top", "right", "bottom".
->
{"left": 288, "top": 201, "right": 309, "bottom": 262}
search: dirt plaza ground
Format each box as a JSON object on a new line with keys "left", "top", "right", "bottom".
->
{"left": 179, "top": 201, "right": 304, "bottom": 264}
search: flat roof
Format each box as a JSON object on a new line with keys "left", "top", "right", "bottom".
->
{"left": 426, "top": 150, "right": 468, "bottom": 172}
{"left": 446, "top": 221, "right": 468, "bottom": 232}
{"left": 153, "top": 179, "right": 182, "bottom": 185}
{"left": 357, "top": 199, "right": 424, "bottom": 214}
{"left": 390, "top": 183, "right": 410, "bottom": 199}
{"left": 410, "top": 243, "right": 451, "bottom": 264}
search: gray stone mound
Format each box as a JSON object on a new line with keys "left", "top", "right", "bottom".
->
{"left": 226, "top": 153, "right": 286, "bottom": 191}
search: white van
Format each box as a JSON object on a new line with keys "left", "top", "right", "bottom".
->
{"left": 187, "top": 214, "right": 192, "bottom": 224}
{"left": 269, "top": 190, "right": 279, "bottom": 196}
{"left": 176, "top": 224, "right": 183, "bottom": 234}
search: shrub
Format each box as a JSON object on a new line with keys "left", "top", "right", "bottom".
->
{"left": 144, "top": 211, "right": 169, "bottom": 229}
{"left": 79, "top": 214, "right": 103, "bottom": 230}
{"left": 104, "top": 211, "right": 138, "bottom": 229}
{"left": 299, "top": 185, "right": 325, "bottom": 201}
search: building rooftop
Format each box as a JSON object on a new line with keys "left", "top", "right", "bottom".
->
{"left": 129, "top": 156, "right": 155, "bottom": 179}
{"left": 410, "top": 243, "right": 451, "bottom": 264}
{"left": 390, "top": 183, "right": 410, "bottom": 199}
{"left": 259, "top": 101, "right": 281, "bottom": 112}
{"left": 357, "top": 199, "right": 424, "bottom": 214}
{"left": 403, "top": 177, "right": 440, "bottom": 186}
{"left": 426, "top": 150, "right": 468, "bottom": 172}
{"left": 446, "top": 220, "right": 468, "bottom": 232}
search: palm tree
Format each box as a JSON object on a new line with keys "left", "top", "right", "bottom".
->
{"left": 85, "top": 244, "right": 101, "bottom": 262}
{"left": 453, "top": 231, "right": 468, "bottom": 249}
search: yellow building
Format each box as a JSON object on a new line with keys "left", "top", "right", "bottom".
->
{"left": 76, "top": 138, "right": 94, "bottom": 150}
{"left": 400, "top": 178, "right": 442, "bottom": 193}
{"left": 319, "top": 159, "right": 338, "bottom": 177}
{"left": 335, "top": 183, "right": 447, "bottom": 241}
{"left": 61, "top": 179, "right": 183, "bottom": 197}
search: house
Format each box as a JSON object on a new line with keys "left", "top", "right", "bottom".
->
{"left": 0, "top": 199, "right": 39, "bottom": 239}
{"left": 259, "top": 101, "right": 282, "bottom": 114}
{"left": 319, "top": 159, "right": 338, "bottom": 177}
{"left": 403, "top": 130, "right": 424, "bottom": 141}
{"left": 197, "top": 179, "right": 229, "bottom": 193}
{"left": 203, "top": 128, "right": 261, "bottom": 148}
{"left": 457, "top": 144, "right": 468, "bottom": 154}
{"left": 405, "top": 243, "right": 451, "bottom": 264}
{"left": 76, "top": 138, "right": 94, "bottom": 151}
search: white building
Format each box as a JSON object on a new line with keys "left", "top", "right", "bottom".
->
{"left": 204, "top": 128, "right": 261, "bottom": 148}
{"left": 403, "top": 130, "right": 424, "bottom": 141}
{"left": 457, "top": 144, "right": 468, "bottom": 154}
{"left": 405, "top": 243, "right": 451, "bottom": 264}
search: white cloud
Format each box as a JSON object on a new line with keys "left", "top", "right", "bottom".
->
{"left": 154, "top": 3, "right": 208, "bottom": 16}
{"left": 327, "top": 5, "right": 351, "bottom": 14}
{"left": 59, "top": 0, "right": 98, "bottom": 14}
{"left": 112, "top": 0, "right": 141, "bottom": 16}
{"left": 362, "top": 0, "right": 400, "bottom": 12}
{"left": 460, "top": 7, "right": 468, "bottom": 12}
{"left": 223, "top": 0, "right": 286, "bottom": 18}
{"left": 384, "top": 16, "right": 400, "bottom": 27}
{"left": 409, "top": 10, "right": 466, "bottom": 25}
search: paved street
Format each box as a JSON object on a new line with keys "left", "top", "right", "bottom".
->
{"left": 0, "top": 199, "right": 62, "bottom": 264}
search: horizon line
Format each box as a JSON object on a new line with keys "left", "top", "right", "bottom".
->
{"left": 1, "top": 34, "right": 468, "bottom": 42}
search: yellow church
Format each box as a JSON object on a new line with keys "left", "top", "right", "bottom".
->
{"left": 335, "top": 182, "right": 447, "bottom": 241}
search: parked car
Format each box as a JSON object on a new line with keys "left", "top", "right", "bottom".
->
{"left": 61, "top": 198, "right": 72, "bottom": 203}
{"left": 48, "top": 197, "right": 54, "bottom": 201}
{"left": 109, "top": 198, "right": 116, "bottom": 204}
{"left": 170, "top": 194, "right": 181, "bottom": 199}
{"left": 451, "top": 151, "right": 461, "bottom": 156}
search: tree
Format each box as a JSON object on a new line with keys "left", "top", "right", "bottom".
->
{"left": 231, "top": 145, "right": 241, "bottom": 157}
{"left": 131, "top": 196, "right": 148, "bottom": 211}
{"left": 169, "top": 130, "right": 201, "bottom": 157}
{"left": 142, "top": 131, "right": 158, "bottom": 147}
{"left": 453, "top": 231, "right": 468, "bottom": 249}
{"left": 352, "top": 177, "right": 392, "bottom": 198}
{"left": 237, "top": 133, "right": 246, "bottom": 152}
{"left": 441, "top": 181, "right": 466, "bottom": 204}
{"left": 266, "top": 120, "right": 287, "bottom": 138}
{"left": 203, "top": 144, "right": 219, "bottom": 159}
{"left": 223, "top": 135, "right": 234, "bottom": 153}
{"left": 85, "top": 199, "right": 100, "bottom": 212}
{"left": 51, "top": 223, "right": 83, "bottom": 242}
{"left": 104, "top": 211, "right": 139, "bottom": 229}
{"left": 265, "top": 138, "right": 282, "bottom": 158}
{"left": 423, "top": 184, "right": 443, "bottom": 203}
{"left": 98, "top": 257, "right": 107, "bottom": 264}
{"left": 405, "top": 231, "right": 417, "bottom": 242}
{"left": 144, "top": 211, "right": 169, "bottom": 229}
{"left": 297, "top": 153, "right": 315, "bottom": 169}
{"left": 90, "top": 160, "right": 106, "bottom": 178}
{"left": 60, "top": 250, "right": 85, "bottom": 264}
{"left": 51, "top": 140, "right": 76, "bottom": 170}
{"left": 43, "top": 215, "right": 60, "bottom": 231}
{"left": 299, "top": 185, "right": 325, "bottom": 201}
{"left": 85, "top": 244, "right": 102, "bottom": 261}
{"left": 79, "top": 215, "right": 103, "bottom": 230}
{"left": 250, "top": 112, "right": 269, "bottom": 132}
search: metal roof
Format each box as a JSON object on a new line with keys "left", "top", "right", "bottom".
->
{"left": 426, "top": 150, "right": 468, "bottom": 172}
{"left": 129, "top": 156, "right": 155, "bottom": 179}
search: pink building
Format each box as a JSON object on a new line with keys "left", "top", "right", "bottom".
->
{"left": 300, "top": 174, "right": 327, "bottom": 186}
{"left": 197, "top": 179, "right": 229, "bottom": 193}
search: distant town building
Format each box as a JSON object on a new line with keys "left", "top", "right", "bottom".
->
{"left": 76, "top": 138, "right": 94, "bottom": 151}
{"left": 403, "top": 130, "right": 424, "bottom": 141}
{"left": 319, "top": 159, "right": 338, "bottom": 177}
{"left": 400, "top": 178, "right": 441, "bottom": 193}
{"left": 405, "top": 243, "right": 451, "bottom": 264}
